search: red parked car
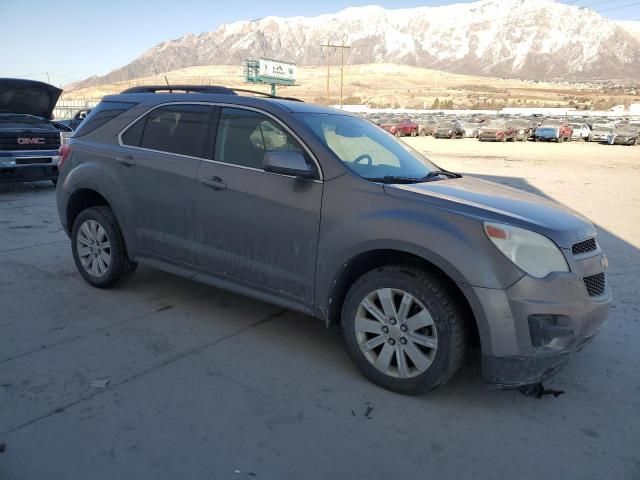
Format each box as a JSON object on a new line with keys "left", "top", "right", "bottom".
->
{"left": 380, "top": 118, "right": 419, "bottom": 137}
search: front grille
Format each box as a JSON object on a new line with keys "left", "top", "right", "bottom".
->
{"left": 15, "top": 157, "right": 52, "bottom": 165}
{"left": 583, "top": 273, "right": 606, "bottom": 297}
{"left": 0, "top": 132, "right": 61, "bottom": 151}
{"left": 572, "top": 238, "right": 597, "bottom": 255}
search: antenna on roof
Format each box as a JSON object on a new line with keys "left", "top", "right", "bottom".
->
{"left": 164, "top": 76, "right": 171, "bottom": 91}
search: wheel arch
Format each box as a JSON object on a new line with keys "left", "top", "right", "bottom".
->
{"left": 323, "top": 248, "right": 481, "bottom": 348}
{"left": 66, "top": 188, "right": 111, "bottom": 233}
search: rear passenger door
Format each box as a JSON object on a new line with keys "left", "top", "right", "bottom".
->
{"left": 119, "top": 103, "right": 215, "bottom": 264}
{"left": 194, "top": 106, "right": 323, "bottom": 305}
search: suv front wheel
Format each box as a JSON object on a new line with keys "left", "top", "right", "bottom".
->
{"left": 71, "top": 206, "right": 137, "bottom": 288}
{"left": 341, "top": 265, "right": 466, "bottom": 394}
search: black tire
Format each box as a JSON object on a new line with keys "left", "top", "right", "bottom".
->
{"left": 341, "top": 265, "right": 467, "bottom": 395}
{"left": 395, "top": 130, "right": 402, "bottom": 138}
{"left": 71, "top": 206, "right": 137, "bottom": 288}
{"left": 411, "top": 129, "right": 417, "bottom": 137}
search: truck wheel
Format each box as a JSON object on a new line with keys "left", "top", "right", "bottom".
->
{"left": 341, "top": 265, "right": 466, "bottom": 395}
{"left": 558, "top": 136, "right": 563, "bottom": 143}
{"left": 411, "top": 129, "right": 417, "bottom": 137}
{"left": 71, "top": 206, "right": 137, "bottom": 288}
{"left": 450, "top": 132, "right": 456, "bottom": 139}
{"left": 395, "top": 130, "right": 402, "bottom": 138}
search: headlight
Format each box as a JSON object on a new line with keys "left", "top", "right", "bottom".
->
{"left": 60, "top": 131, "right": 72, "bottom": 146}
{"left": 448, "top": 130, "right": 452, "bottom": 134}
{"left": 484, "top": 222, "right": 569, "bottom": 278}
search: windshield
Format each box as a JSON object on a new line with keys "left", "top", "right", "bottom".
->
{"left": 300, "top": 113, "right": 438, "bottom": 181}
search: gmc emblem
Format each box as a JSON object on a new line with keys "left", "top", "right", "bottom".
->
{"left": 17, "top": 137, "right": 46, "bottom": 145}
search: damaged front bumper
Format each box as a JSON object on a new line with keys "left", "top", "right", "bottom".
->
{"left": 466, "top": 247, "right": 611, "bottom": 388}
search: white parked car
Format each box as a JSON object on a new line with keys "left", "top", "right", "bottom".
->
{"left": 570, "top": 123, "right": 591, "bottom": 141}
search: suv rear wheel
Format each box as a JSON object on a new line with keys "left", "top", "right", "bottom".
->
{"left": 71, "top": 206, "right": 137, "bottom": 288}
{"left": 341, "top": 265, "right": 466, "bottom": 394}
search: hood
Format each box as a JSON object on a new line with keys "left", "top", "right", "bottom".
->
{"left": 384, "top": 176, "right": 595, "bottom": 248}
{"left": 0, "top": 78, "right": 62, "bottom": 118}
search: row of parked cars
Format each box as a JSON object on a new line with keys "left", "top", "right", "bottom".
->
{"left": 366, "top": 112, "right": 640, "bottom": 146}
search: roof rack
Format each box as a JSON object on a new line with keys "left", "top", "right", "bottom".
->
{"left": 120, "top": 85, "right": 236, "bottom": 95}
{"left": 119, "top": 85, "right": 304, "bottom": 102}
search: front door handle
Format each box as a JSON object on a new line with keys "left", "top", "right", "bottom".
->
{"left": 200, "top": 176, "right": 227, "bottom": 190}
{"left": 115, "top": 155, "right": 135, "bottom": 167}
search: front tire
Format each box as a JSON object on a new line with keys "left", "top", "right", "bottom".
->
{"left": 341, "top": 265, "right": 466, "bottom": 395}
{"left": 71, "top": 206, "right": 137, "bottom": 288}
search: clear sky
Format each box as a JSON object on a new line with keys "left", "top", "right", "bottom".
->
{"left": 1, "top": 0, "right": 638, "bottom": 86}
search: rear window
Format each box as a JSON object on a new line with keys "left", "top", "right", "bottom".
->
{"left": 74, "top": 101, "right": 136, "bottom": 137}
{"left": 121, "top": 104, "right": 213, "bottom": 158}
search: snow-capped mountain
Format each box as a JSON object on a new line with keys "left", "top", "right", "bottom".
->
{"left": 75, "top": 0, "right": 640, "bottom": 88}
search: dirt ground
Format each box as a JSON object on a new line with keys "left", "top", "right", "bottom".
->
{"left": 0, "top": 138, "right": 639, "bottom": 479}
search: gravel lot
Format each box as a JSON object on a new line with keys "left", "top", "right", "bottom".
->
{"left": 1, "top": 139, "right": 638, "bottom": 479}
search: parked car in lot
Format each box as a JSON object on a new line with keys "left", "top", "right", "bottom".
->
{"left": 418, "top": 118, "right": 438, "bottom": 136}
{"left": 57, "top": 85, "right": 611, "bottom": 394}
{"left": 434, "top": 120, "right": 465, "bottom": 138}
{"left": 380, "top": 118, "right": 419, "bottom": 137}
{"left": 478, "top": 120, "right": 516, "bottom": 142}
{"left": 509, "top": 119, "right": 535, "bottom": 142}
{"left": 570, "top": 122, "right": 591, "bottom": 141}
{"left": 534, "top": 121, "right": 573, "bottom": 143}
{"left": 460, "top": 121, "right": 480, "bottom": 138}
{"left": 0, "top": 78, "right": 72, "bottom": 185}
{"left": 588, "top": 123, "right": 613, "bottom": 142}
{"left": 606, "top": 124, "right": 638, "bottom": 146}
{"left": 57, "top": 108, "right": 92, "bottom": 131}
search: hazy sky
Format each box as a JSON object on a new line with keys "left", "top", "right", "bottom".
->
{"left": 1, "top": 0, "right": 638, "bottom": 86}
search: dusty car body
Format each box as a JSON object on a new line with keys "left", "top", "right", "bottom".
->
{"left": 0, "top": 78, "right": 71, "bottom": 185}
{"left": 478, "top": 120, "right": 516, "bottom": 142}
{"left": 56, "top": 85, "right": 611, "bottom": 394}
{"left": 380, "top": 118, "right": 419, "bottom": 137}
{"left": 509, "top": 119, "right": 535, "bottom": 142}
{"left": 606, "top": 125, "right": 638, "bottom": 145}
{"left": 434, "top": 120, "right": 465, "bottom": 138}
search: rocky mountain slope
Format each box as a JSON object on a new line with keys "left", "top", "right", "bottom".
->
{"left": 72, "top": 0, "right": 640, "bottom": 89}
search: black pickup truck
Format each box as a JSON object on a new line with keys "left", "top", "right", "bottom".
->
{"left": 0, "top": 78, "right": 71, "bottom": 185}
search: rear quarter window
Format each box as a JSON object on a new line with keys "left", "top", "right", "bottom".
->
{"left": 73, "top": 101, "right": 137, "bottom": 137}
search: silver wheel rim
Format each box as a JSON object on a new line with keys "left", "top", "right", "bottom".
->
{"left": 355, "top": 288, "right": 438, "bottom": 379}
{"left": 76, "top": 220, "right": 112, "bottom": 278}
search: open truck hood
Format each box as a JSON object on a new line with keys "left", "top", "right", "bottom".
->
{"left": 0, "top": 78, "right": 62, "bottom": 118}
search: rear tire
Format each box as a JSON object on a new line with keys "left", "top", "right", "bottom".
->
{"left": 71, "top": 206, "right": 137, "bottom": 288}
{"left": 341, "top": 265, "right": 466, "bottom": 395}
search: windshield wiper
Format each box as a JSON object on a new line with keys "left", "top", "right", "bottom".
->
{"left": 421, "top": 170, "right": 462, "bottom": 180}
{"left": 365, "top": 171, "right": 461, "bottom": 184}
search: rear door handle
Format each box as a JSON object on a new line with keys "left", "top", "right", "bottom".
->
{"left": 200, "top": 176, "right": 226, "bottom": 190}
{"left": 115, "top": 155, "right": 135, "bottom": 167}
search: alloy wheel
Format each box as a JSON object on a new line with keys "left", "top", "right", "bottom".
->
{"left": 355, "top": 288, "right": 438, "bottom": 378}
{"left": 76, "top": 219, "right": 112, "bottom": 277}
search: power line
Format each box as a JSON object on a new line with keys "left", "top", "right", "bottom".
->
{"left": 596, "top": 0, "right": 640, "bottom": 11}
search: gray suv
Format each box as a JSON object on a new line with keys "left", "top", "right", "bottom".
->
{"left": 56, "top": 86, "right": 611, "bottom": 394}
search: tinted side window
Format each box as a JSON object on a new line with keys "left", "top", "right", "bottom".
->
{"left": 74, "top": 101, "right": 136, "bottom": 137}
{"left": 123, "top": 104, "right": 212, "bottom": 158}
{"left": 215, "top": 108, "right": 311, "bottom": 171}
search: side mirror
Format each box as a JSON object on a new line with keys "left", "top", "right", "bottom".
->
{"left": 263, "top": 151, "right": 314, "bottom": 179}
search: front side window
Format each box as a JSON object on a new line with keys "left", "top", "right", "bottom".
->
{"left": 122, "top": 104, "right": 212, "bottom": 158}
{"left": 300, "top": 113, "right": 438, "bottom": 181}
{"left": 214, "top": 107, "right": 310, "bottom": 170}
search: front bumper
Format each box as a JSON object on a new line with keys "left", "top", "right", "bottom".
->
{"left": 0, "top": 151, "right": 60, "bottom": 183}
{"left": 466, "top": 248, "right": 611, "bottom": 387}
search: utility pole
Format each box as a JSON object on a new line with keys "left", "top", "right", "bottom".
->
{"left": 320, "top": 42, "right": 351, "bottom": 108}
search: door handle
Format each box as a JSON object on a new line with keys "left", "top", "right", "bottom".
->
{"left": 115, "top": 156, "right": 135, "bottom": 167}
{"left": 200, "top": 176, "right": 227, "bottom": 190}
